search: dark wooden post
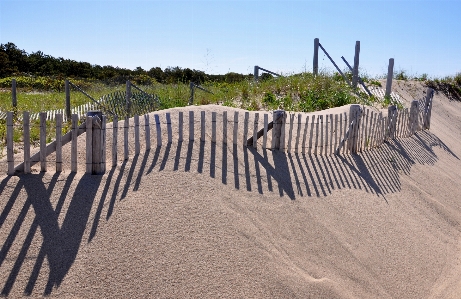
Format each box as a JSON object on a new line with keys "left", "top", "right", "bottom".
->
{"left": 12, "top": 79, "right": 17, "bottom": 108}
{"left": 423, "top": 88, "right": 434, "bottom": 129}
{"left": 409, "top": 100, "right": 419, "bottom": 135}
{"left": 313, "top": 38, "right": 319, "bottom": 75}
{"left": 387, "top": 105, "right": 398, "bottom": 140}
{"left": 65, "top": 79, "right": 71, "bottom": 122}
{"left": 254, "top": 66, "right": 259, "bottom": 81}
{"left": 385, "top": 58, "right": 394, "bottom": 98}
{"left": 352, "top": 41, "right": 360, "bottom": 88}
{"left": 272, "top": 110, "right": 285, "bottom": 150}
{"left": 349, "top": 105, "right": 361, "bottom": 153}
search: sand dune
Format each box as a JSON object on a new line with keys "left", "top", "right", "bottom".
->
{"left": 1, "top": 81, "right": 461, "bottom": 298}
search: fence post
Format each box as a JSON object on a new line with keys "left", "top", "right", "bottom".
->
{"left": 7, "top": 112, "right": 14, "bottom": 175}
{"left": 409, "top": 100, "right": 419, "bottom": 135}
{"left": 40, "top": 112, "right": 47, "bottom": 172}
{"left": 387, "top": 105, "right": 397, "bottom": 140}
{"left": 352, "top": 41, "right": 360, "bottom": 88}
{"left": 124, "top": 81, "right": 131, "bottom": 160}
{"left": 71, "top": 114, "right": 78, "bottom": 172}
{"left": 65, "top": 79, "right": 71, "bottom": 121}
{"left": 385, "top": 58, "right": 394, "bottom": 98}
{"left": 56, "top": 114, "right": 62, "bottom": 172}
{"left": 313, "top": 38, "right": 319, "bottom": 75}
{"left": 23, "top": 111, "right": 30, "bottom": 174}
{"left": 254, "top": 66, "right": 259, "bottom": 81}
{"left": 189, "top": 82, "right": 195, "bottom": 105}
{"left": 272, "top": 110, "right": 285, "bottom": 150}
{"left": 349, "top": 105, "right": 361, "bottom": 153}
{"left": 423, "top": 88, "right": 434, "bottom": 130}
{"left": 12, "top": 79, "right": 17, "bottom": 109}
{"left": 87, "top": 111, "right": 105, "bottom": 174}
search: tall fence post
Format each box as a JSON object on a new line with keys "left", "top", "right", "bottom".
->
{"left": 352, "top": 41, "right": 360, "bottom": 88}
{"left": 12, "top": 79, "right": 17, "bottom": 109}
{"left": 272, "top": 110, "right": 285, "bottom": 150}
{"left": 313, "top": 38, "right": 319, "bottom": 75}
{"left": 40, "top": 112, "right": 47, "bottom": 172}
{"left": 65, "top": 79, "right": 71, "bottom": 121}
{"left": 423, "top": 88, "right": 434, "bottom": 130}
{"left": 385, "top": 58, "right": 394, "bottom": 98}
{"left": 23, "top": 111, "right": 30, "bottom": 174}
{"left": 189, "top": 82, "right": 195, "bottom": 105}
{"left": 254, "top": 66, "right": 259, "bottom": 81}
{"left": 7, "top": 112, "right": 14, "bottom": 175}
{"left": 409, "top": 100, "right": 419, "bottom": 135}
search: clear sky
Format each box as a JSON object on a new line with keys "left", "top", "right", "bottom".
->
{"left": 1, "top": 0, "right": 460, "bottom": 78}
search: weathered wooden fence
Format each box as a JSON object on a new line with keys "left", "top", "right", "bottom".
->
{"left": 3, "top": 88, "right": 433, "bottom": 176}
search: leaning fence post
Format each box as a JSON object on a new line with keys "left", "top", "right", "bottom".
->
{"left": 12, "top": 79, "right": 17, "bottom": 109}
{"left": 349, "top": 105, "right": 361, "bottom": 153}
{"left": 409, "top": 100, "right": 419, "bottom": 135}
{"left": 352, "top": 41, "right": 360, "bottom": 89}
{"left": 385, "top": 58, "right": 394, "bottom": 98}
{"left": 7, "top": 112, "right": 14, "bottom": 175}
{"left": 423, "top": 88, "right": 434, "bottom": 130}
{"left": 313, "top": 38, "right": 319, "bottom": 76}
{"left": 65, "top": 79, "right": 71, "bottom": 121}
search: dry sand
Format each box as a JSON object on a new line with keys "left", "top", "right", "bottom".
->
{"left": 1, "top": 81, "right": 461, "bottom": 298}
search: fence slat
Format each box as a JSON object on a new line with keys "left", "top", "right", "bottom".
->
{"left": 189, "top": 111, "right": 194, "bottom": 141}
{"left": 134, "top": 115, "right": 140, "bottom": 155}
{"left": 201, "top": 111, "right": 206, "bottom": 142}
{"left": 178, "top": 112, "right": 183, "bottom": 142}
{"left": 334, "top": 114, "right": 338, "bottom": 154}
{"left": 342, "top": 113, "right": 348, "bottom": 155}
{"left": 40, "top": 112, "right": 47, "bottom": 172}
{"left": 280, "top": 112, "right": 286, "bottom": 152}
{"left": 243, "top": 112, "right": 249, "bottom": 146}
{"left": 72, "top": 114, "right": 78, "bottom": 172}
{"left": 314, "top": 116, "right": 319, "bottom": 155}
{"left": 263, "top": 114, "right": 268, "bottom": 149}
{"left": 212, "top": 112, "right": 217, "bottom": 143}
{"left": 287, "top": 113, "right": 294, "bottom": 152}
{"left": 112, "top": 116, "right": 118, "bottom": 167}
{"left": 302, "top": 115, "right": 309, "bottom": 154}
{"left": 102, "top": 115, "right": 106, "bottom": 173}
{"left": 329, "top": 114, "right": 334, "bottom": 155}
{"left": 7, "top": 112, "right": 14, "bottom": 175}
{"left": 124, "top": 116, "right": 129, "bottom": 160}
{"left": 308, "top": 115, "right": 315, "bottom": 155}
{"left": 167, "top": 112, "right": 173, "bottom": 143}
{"left": 145, "top": 114, "right": 151, "bottom": 151}
{"left": 252, "top": 113, "right": 259, "bottom": 148}
{"left": 86, "top": 116, "right": 93, "bottom": 174}
{"left": 233, "top": 112, "right": 238, "bottom": 145}
{"left": 56, "top": 114, "right": 62, "bottom": 172}
{"left": 295, "top": 114, "right": 301, "bottom": 153}
{"left": 223, "top": 111, "right": 227, "bottom": 144}
{"left": 155, "top": 114, "right": 162, "bottom": 147}
{"left": 23, "top": 112, "right": 30, "bottom": 174}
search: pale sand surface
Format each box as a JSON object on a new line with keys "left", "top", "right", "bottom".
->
{"left": 1, "top": 81, "right": 461, "bottom": 298}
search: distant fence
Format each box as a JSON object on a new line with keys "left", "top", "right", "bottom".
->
{"left": 4, "top": 88, "right": 433, "bottom": 176}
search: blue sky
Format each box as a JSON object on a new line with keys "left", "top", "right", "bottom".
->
{"left": 1, "top": 0, "right": 460, "bottom": 78}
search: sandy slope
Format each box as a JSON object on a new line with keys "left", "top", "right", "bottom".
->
{"left": 0, "top": 81, "right": 461, "bottom": 298}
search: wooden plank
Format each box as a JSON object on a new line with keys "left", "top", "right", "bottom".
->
{"left": 223, "top": 111, "right": 227, "bottom": 144}
{"left": 56, "top": 114, "right": 62, "bottom": 172}
{"left": 243, "top": 112, "right": 249, "bottom": 146}
{"left": 201, "top": 111, "right": 206, "bottom": 142}
{"left": 308, "top": 115, "right": 315, "bottom": 155}
{"left": 134, "top": 114, "right": 140, "bottom": 154}
{"left": 252, "top": 113, "right": 259, "bottom": 148}
{"left": 334, "top": 114, "right": 338, "bottom": 154}
{"left": 102, "top": 115, "right": 106, "bottom": 173}
{"left": 40, "top": 112, "right": 47, "bottom": 172}
{"left": 302, "top": 115, "right": 309, "bottom": 154}
{"left": 233, "top": 111, "right": 238, "bottom": 145}
{"left": 155, "top": 114, "right": 162, "bottom": 147}
{"left": 7, "top": 112, "right": 14, "bottom": 175}
{"left": 178, "top": 112, "right": 183, "bottom": 142}
{"left": 72, "top": 114, "right": 78, "bottom": 172}
{"left": 314, "top": 115, "right": 320, "bottom": 155}
{"left": 342, "top": 113, "right": 348, "bottom": 155}
{"left": 324, "top": 114, "right": 329, "bottom": 155}
{"left": 23, "top": 112, "right": 30, "bottom": 174}
{"left": 320, "top": 115, "right": 324, "bottom": 155}
{"left": 124, "top": 116, "right": 129, "bottom": 160}
{"left": 287, "top": 113, "right": 294, "bottom": 152}
{"left": 144, "top": 114, "right": 151, "bottom": 151}
{"left": 337, "top": 113, "right": 342, "bottom": 155}
{"left": 212, "top": 112, "right": 217, "bottom": 143}
{"left": 295, "top": 114, "right": 301, "bottom": 153}
{"left": 280, "top": 112, "right": 286, "bottom": 152}
{"left": 189, "top": 111, "right": 194, "bottom": 141}
{"left": 366, "top": 111, "right": 374, "bottom": 149}
{"left": 328, "top": 114, "right": 333, "bottom": 155}
{"left": 263, "top": 114, "right": 268, "bottom": 149}
{"left": 112, "top": 116, "right": 118, "bottom": 167}
{"left": 86, "top": 116, "right": 93, "bottom": 174}
{"left": 166, "top": 112, "right": 173, "bottom": 143}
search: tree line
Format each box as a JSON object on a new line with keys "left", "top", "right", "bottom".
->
{"left": 0, "top": 42, "right": 252, "bottom": 84}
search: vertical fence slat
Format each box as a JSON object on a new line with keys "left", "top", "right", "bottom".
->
{"left": 86, "top": 116, "right": 93, "bottom": 174}
{"left": 295, "top": 114, "right": 301, "bottom": 153}
{"left": 124, "top": 116, "right": 129, "bottom": 160}
{"left": 23, "top": 111, "right": 30, "bottom": 174}
{"left": 329, "top": 114, "right": 333, "bottom": 155}
{"left": 134, "top": 115, "right": 140, "bottom": 155}
{"left": 320, "top": 115, "right": 324, "bottom": 155}
{"left": 102, "top": 115, "right": 106, "bottom": 173}
{"left": 243, "top": 112, "right": 249, "bottom": 146}
{"left": 233, "top": 111, "right": 238, "bottom": 145}
{"left": 7, "top": 112, "right": 14, "bottom": 175}
{"left": 145, "top": 114, "right": 151, "bottom": 151}
{"left": 252, "top": 113, "right": 259, "bottom": 148}
{"left": 302, "top": 115, "right": 309, "bottom": 154}
{"left": 314, "top": 115, "right": 320, "bottom": 155}
{"left": 342, "top": 113, "right": 348, "bottom": 155}
{"left": 112, "top": 116, "right": 118, "bottom": 167}
{"left": 40, "top": 112, "right": 47, "bottom": 172}
{"left": 263, "top": 113, "right": 268, "bottom": 149}
{"left": 324, "top": 114, "right": 328, "bottom": 155}
{"left": 178, "top": 112, "right": 183, "bottom": 142}
{"left": 287, "top": 113, "right": 294, "bottom": 152}
{"left": 155, "top": 114, "right": 162, "bottom": 147}
{"left": 189, "top": 111, "right": 194, "bottom": 141}
{"left": 308, "top": 115, "right": 315, "bottom": 155}
{"left": 56, "top": 114, "right": 62, "bottom": 172}
{"left": 223, "top": 111, "right": 228, "bottom": 144}
{"left": 167, "top": 112, "right": 172, "bottom": 143}
{"left": 201, "top": 111, "right": 206, "bottom": 142}
{"left": 212, "top": 112, "right": 217, "bottom": 143}
{"left": 71, "top": 114, "right": 78, "bottom": 172}
{"left": 334, "top": 114, "right": 338, "bottom": 155}
{"left": 280, "top": 112, "right": 286, "bottom": 152}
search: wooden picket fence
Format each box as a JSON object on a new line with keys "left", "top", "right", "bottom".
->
{"left": 4, "top": 89, "right": 433, "bottom": 176}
